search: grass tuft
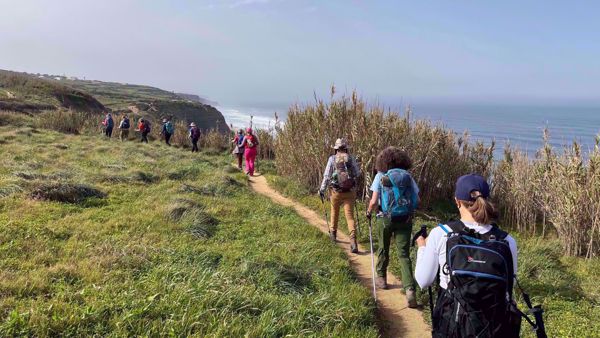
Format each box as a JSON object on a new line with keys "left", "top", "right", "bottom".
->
{"left": 30, "top": 182, "right": 106, "bottom": 203}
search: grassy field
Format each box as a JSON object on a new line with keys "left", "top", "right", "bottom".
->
{"left": 0, "top": 123, "right": 378, "bottom": 337}
{"left": 266, "top": 175, "right": 600, "bottom": 338}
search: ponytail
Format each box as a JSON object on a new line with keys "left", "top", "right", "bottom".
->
{"left": 460, "top": 193, "right": 498, "bottom": 225}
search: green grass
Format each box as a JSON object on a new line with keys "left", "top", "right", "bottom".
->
{"left": 0, "top": 126, "right": 378, "bottom": 337}
{"left": 266, "top": 172, "right": 600, "bottom": 338}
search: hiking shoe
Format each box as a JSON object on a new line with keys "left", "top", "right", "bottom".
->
{"left": 376, "top": 277, "right": 388, "bottom": 289}
{"left": 329, "top": 230, "right": 337, "bottom": 242}
{"left": 406, "top": 288, "right": 418, "bottom": 308}
{"left": 350, "top": 237, "right": 358, "bottom": 253}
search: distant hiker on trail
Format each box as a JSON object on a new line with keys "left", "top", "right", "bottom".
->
{"left": 414, "top": 174, "right": 519, "bottom": 337}
{"left": 161, "top": 117, "right": 174, "bottom": 146}
{"left": 189, "top": 122, "right": 201, "bottom": 152}
{"left": 231, "top": 129, "right": 245, "bottom": 169}
{"left": 137, "top": 118, "right": 150, "bottom": 143}
{"left": 366, "top": 146, "right": 419, "bottom": 307}
{"left": 102, "top": 112, "right": 114, "bottom": 138}
{"left": 319, "top": 138, "right": 360, "bottom": 253}
{"left": 118, "top": 114, "right": 130, "bottom": 141}
{"left": 242, "top": 128, "right": 259, "bottom": 176}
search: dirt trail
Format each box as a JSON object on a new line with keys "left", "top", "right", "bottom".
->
{"left": 249, "top": 174, "right": 430, "bottom": 338}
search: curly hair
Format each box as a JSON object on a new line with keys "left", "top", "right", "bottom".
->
{"left": 375, "top": 146, "right": 412, "bottom": 172}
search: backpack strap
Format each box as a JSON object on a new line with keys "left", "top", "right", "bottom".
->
{"left": 438, "top": 223, "right": 453, "bottom": 234}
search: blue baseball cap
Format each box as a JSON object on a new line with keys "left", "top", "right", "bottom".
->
{"left": 455, "top": 174, "right": 490, "bottom": 201}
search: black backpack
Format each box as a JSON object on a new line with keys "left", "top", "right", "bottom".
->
{"left": 433, "top": 220, "right": 522, "bottom": 338}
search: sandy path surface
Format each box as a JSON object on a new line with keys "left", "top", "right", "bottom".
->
{"left": 248, "top": 174, "right": 430, "bottom": 338}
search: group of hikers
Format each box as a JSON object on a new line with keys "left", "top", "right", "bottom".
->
{"left": 100, "top": 112, "right": 260, "bottom": 175}
{"left": 319, "top": 138, "right": 545, "bottom": 338}
{"left": 231, "top": 127, "right": 259, "bottom": 176}
{"left": 100, "top": 112, "right": 202, "bottom": 152}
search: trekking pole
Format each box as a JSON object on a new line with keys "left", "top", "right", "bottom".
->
{"left": 412, "top": 225, "right": 434, "bottom": 319}
{"left": 320, "top": 193, "right": 330, "bottom": 230}
{"left": 368, "top": 216, "right": 377, "bottom": 302}
{"left": 354, "top": 200, "right": 361, "bottom": 237}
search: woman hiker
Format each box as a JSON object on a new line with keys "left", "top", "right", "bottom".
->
{"left": 137, "top": 118, "right": 150, "bottom": 143}
{"left": 189, "top": 122, "right": 201, "bottom": 152}
{"left": 366, "top": 146, "right": 420, "bottom": 308}
{"left": 414, "top": 174, "right": 519, "bottom": 336}
{"left": 241, "top": 128, "right": 259, "bottom": 176}
{"left": 161, "top": 117, "right": 174, "bottom": 146}
{"left": 102, "top": 112, "right": 114, "bottom": 138}
{"left": 231, "top": 129, "right": 245, "bottom": 169}
{"left": 118, "top": 114, "right": 130, "bottom": 141}
{"left": 318, "top": 138, "right": 361, "bottom": 253}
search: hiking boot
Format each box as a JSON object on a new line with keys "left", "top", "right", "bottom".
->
{"left": 406, "top": 288, "right": 418, "bottom": 308}
{"left": 350, "top": 237, "right": 358, "bottom": 254}
{"left": 329, "top": 230, "right": 337, "bottom": 242}
{"left": 376, "top": 277, "right": 388, "bottom": 289}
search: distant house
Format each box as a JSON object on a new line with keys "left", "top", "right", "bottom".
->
{"left": 54, "top": 77, "right": 62, "bottom": 81}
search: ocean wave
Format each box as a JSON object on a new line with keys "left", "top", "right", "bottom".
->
{"left": 218, "top": 107, "right": 279, "bottom": 130}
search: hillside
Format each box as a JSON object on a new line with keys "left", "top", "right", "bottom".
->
{"left": 0, "top": 70, "right": 229, "bottom": 132}
{"left": 0, "top": 118, "right": 378, "bottom": 336}
{"left": 0, "top": 70, "right": 105, "bottom": 113}
{"left": 61, "top": 78, "right": 228, "bottom": 132}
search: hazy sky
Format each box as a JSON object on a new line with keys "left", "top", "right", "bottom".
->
{"left": 1, "top": 0, "right": 599, "bottom": 108}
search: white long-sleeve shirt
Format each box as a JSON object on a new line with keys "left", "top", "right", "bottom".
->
{"left": 415, "top": 220, "right": 518, "bottom": 290}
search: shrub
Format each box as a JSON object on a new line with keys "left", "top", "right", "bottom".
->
{"left": 33, "top": 110, "right": 91, "bottom": 134}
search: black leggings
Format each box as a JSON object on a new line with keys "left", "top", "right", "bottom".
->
{"left": 141, "top": 131, "right": 149, "bottom": 143}
{"left": 105, "top": 126, "right": 113, "bottom": 138}
{"left": 164, "top": 133, "right": 172, "bottom": 145}
{"left": 191, "top": 138, "right": 199, "bottom": 152}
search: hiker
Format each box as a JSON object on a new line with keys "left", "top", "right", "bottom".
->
{"left": 231, "top": 129, "right": 245, "bottom": 169}
{"left": 161, "top": 117, "right": 174, "bottom": 146}
{"left": 319, "top": 138, "right": 360, "bottom": 253}
{"left": 414, "top": 174, "right": 519, "bottom": 337}
{"left": 102, "top": 112, "right": 114, "bottom": 138}
{"left": 366, "top": 146, "right": 419, "bottom": 307}
{"left": 241, "top": 128, "right": 259, "bottom": 176}
{"left": 118, "top": 114, "right": 130, "bottom": 141}
{"left": 189, "top": 122, "right": 201, "bottom": 152}
{"left": 137, "top": 118, "right": 150, "bottom": 143}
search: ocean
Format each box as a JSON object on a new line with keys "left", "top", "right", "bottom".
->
{"left": 219, "top": 103, "right": 600, "bottom": 157}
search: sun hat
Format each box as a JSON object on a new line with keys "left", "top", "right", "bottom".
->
{"left": 190, "top": 122, "right": 196, "bottom": 127}
{"left": 455, "top": 174, "right": 490, "bottom": 201}
{"left": 333, "top": 138, "right": 348, "bottom": 150}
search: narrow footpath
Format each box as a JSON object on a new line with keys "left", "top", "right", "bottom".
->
{"left": 249, "top": 174, "right": 430, "bottom": 338}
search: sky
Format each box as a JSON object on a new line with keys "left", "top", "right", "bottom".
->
{"left": 1, "top": 0, "right": 599, "bottom": 110}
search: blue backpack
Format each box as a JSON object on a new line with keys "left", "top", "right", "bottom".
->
{"left": 378, "top": 168, "right": 417, "bottom": 218}
{"left": 165, "top": 121, "right": 174, "bottom": 134}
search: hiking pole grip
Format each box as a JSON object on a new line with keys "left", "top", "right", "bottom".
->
{"left": 411, "top": 225, "right": 428, "bottom": 247}
{"left": 531, "top": 306, "right": 547, "bottom": 338}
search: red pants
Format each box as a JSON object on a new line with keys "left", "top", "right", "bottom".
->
{"left": 244, "top": 148, "right": 257, "bottom": 175}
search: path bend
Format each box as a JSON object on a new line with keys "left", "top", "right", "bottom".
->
{"left": 248, "top": 174, "right": 430, "bottom": 338}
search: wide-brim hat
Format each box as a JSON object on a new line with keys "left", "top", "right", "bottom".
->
{"left": 332, "top": 138, "right": 348, "bottom": 150}
{"left": 190, "top": 122, "right": 196, "bottom": 127}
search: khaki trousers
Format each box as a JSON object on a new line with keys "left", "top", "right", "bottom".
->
{"left": 330, "top": 190, "right": 356, "bottom": 238}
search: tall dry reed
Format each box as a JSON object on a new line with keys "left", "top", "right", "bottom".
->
{"left": 274, "top": 89, "right": 495, "bottom": 206}
{"left": 275, "top": 89, "right": 600, "bottom": 258}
